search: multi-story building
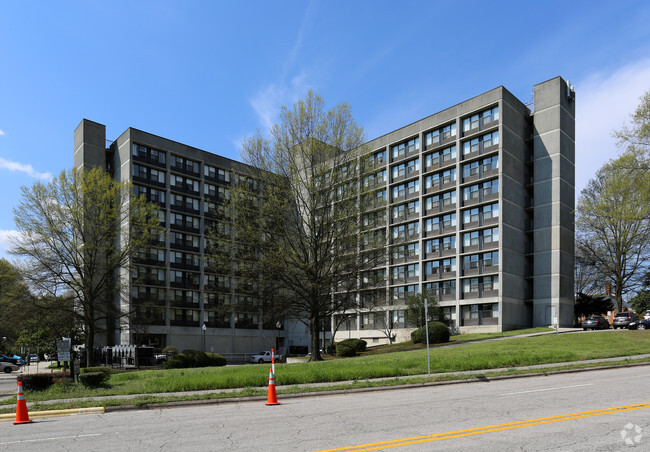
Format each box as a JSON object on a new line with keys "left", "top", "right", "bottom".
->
{"left": 336, "top": 76, "right": 575, "bottom": 344}
{"left": 74, "top": 76, "right": 575, "bottom": 352}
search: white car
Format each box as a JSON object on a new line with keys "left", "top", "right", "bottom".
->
{"left": 644, "top": 310, "right": 650, "bottom": 320}
{"left": 1, "top": 361, "right": 20, "bottom": 373}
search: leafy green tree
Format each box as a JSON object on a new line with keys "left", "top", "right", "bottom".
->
{"left": 15, "top": 295, "right": 82, "bottom": 358}
{"left": 0, "top": 259, "right": 34, "bottom": 354}
{"left": 405, "top": 291, "right": 445, "bottom": 328}
{"left": 630, "top": 272, "right": 650, "bottom": 315}
{"left": 211, "top": 91, "right": 384, "bottom": 361}
{"left": 615, "top": 91, "right": 650, "bottom": 152}
{"left": 576, "top": 148, "right": 650, "bottom": 312}
{"left": 10, "top": 168, "right": 164, "bottom": 366}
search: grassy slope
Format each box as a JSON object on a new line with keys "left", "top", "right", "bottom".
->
{"left": 19, "top": 330, "right": 650, "bottom": 404}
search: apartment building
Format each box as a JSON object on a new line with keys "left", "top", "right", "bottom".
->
{"left": 335, "top": 76, "right": 575, "bottom": 343}
{"left": 74, "top": 121, "right": 310, "bottom": 357}
{"left": 74, "top": 76, "right": 575, "bottom": 352}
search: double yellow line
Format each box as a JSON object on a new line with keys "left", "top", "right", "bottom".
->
{"left": 316, "top": 402, "right": 650, "bottom": 451}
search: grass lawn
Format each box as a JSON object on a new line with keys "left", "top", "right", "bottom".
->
{"left": 11, "top": 329, "right": 650, "bottom": 408}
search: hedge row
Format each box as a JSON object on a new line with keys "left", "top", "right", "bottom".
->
{"left": 163, "top": 350, "right": 227, "bottom": 369}
{"left": 411, "top": 322, "right": 450, "bottom": 344}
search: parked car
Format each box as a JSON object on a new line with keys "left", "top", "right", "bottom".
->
{"left": 0, "top": 354, "right": 21, "bottom": 365}
{"left": 27, "top": 353, "right": 40, "bottom": 363}
{"left": 643, "top": 310, "right": 650, "bottom": 320}
{"left": 251, "top": 350, "right": 284, "bottom": 364}
{"left": 0, "top": 361, "right": 20, "bottom": 373}
{"left": 612, "top": 312, "right": 637, "bottom": 329}
{"left": 628, "top": 319, "right": 650, "bottom": 330}
{"left": 582, "top": 316, "right": 610, "bottom": 330}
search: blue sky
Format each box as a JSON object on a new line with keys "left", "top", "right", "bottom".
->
{"left": 1, "top": 1, "right": 650, "bottom": 257}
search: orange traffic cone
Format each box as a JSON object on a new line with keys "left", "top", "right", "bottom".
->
{"left": 13, "top": 381, "right": 33, "bottom": 425}
{"left": 265, "top": 368, "right": 281, "bottom": 406}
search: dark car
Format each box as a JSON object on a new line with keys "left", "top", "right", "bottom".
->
{"left": 582, "top": 316, "right": 610, "bottom": 330}
{"left": 0, "top": 354, "right": 20, "bottom": 365}
{"left": 628, "top": 319, "right": 650, "bottom": 330}
{"left": 613, "top": 312, "right": 637, "bottom": 329}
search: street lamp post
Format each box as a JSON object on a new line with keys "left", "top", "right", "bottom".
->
{"left": 424, "top": 298, "right": 431, "bottom": 376}
{"left": 201, "top": 324, "right": 207, "bottom": 353}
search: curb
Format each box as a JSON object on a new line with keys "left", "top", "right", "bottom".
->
{"left": 0, "top": 407, "right": 105, "bottom": 422}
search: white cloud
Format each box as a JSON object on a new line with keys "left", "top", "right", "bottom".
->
{"left": 0, "top": 157, "right": 53, "bottom": 180}
{"left": 575, "top": 59, "right": 650, "bottom": 195}
{"left": 0, "top": 129, "right": 5, "bottom": 136}
{"left": 250, "top": 72, "right": 311, "bottom": 131}
{"left": 0, "top": 229, "right": 19, "bottom": 259}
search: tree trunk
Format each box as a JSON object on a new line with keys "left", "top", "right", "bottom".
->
{"left": 86, "top": 322, "right": 95, "bottom": 367}
{"left": 309, "top": 318, "right": 322, "bottom": 361}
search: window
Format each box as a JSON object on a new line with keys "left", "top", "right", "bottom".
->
{"left": 442, "top": 145, "right": 456, "bottom": 162}
{"left": 407, "top": 242, "right": 419, "bottom": 257}
{"left": 392, "top": 163, "right": 406, "bottom": 179}
{"left": 483, "top": 131, "right": 499, "bottom": 148}
{"left": 425, "top": 195, "right": 440, "bottom": 211}
{"left": 442, "top": 235, "right": 456, "bottom": 251}
{"left": 406, "top": 221, "right": 419, "bottom": 237}
{"left": 406, "top": 264, "right": 419, "bottom": 278}
{"left": 463, "top": 184, "right": 480, "bottom": 201}
{"left": 407, "top": 179, "right": 419, "bottom": 195}
{"left": 482, "top": 179, "right": 499, "bottom": 196}
{"left": 483, "top": 227, "right": 499, "bottom": 244}
{"left": 441, "top": 168, "right": 456, "bottom": 185}
{"left": 133, "top": 164, "right": 166, "bottom": 184}
{"left": 463, "top": 138, "right": 480, "bottom": 155}
{"left": 463, "top": 231, "right": 480, "bottom": 247}
{"left": 425, "top": 216, "right": 440, "bottom": 232}
{"left": 482, "top": 155, "right": 499, "bottom": 172}
{"left": 483, "top": 251, "right": 498, "bottom": 267}
{"left": 392, "top": 184, "right": 406, "bottom": 199}
{"left": 482, "top": 275, "right": 499, "bottom": 291}
{"left": 463, "top": 254, "right": 480, "bottom": 270}
{"left": 369, "top": 150, "right": 386, "bottom": 166}
{"left": 463, "top": 207, "right": 480, "bottom": 224}
{"left": 483, "top": 106, "right": 499, "bottom": 124}
{"left": 425, "top": 238, "right": 440, "bottom": 254}
{"left": 442, "top": 190, "right": 456, "bottom": 206}
{"left": 425, "top": 129, "right": 440, "bottom": 147}
{"left": 170, "top": 194, "right": 199, "bottom": 211}
{"left": 463, "top": 278, "right": 480, "bottom": 293}
{"left": 392, "top": 266, "right": 406, "bottom": 281}
{"left": 442, "top": 213, "right": 456, "bottom": 228}
{"left": 134, "top": 185, "right": 166, "bottom": 204}
{"left": 425, "top": 152, "right": 439, "bottom": 168}
{"left": 392, "top": 204, "right": 406, "bottom": 219}
{"left": 442, "top": 258, "right": 456, "bottom": 273}
{"left": 463, "top": 114, "right": 480, "bottom": 132}
{"left": 171, "top": 174, "right": 199, "bottom": 192}
{"left": 407, "top": 200, "right": 419, "bottom": 215}
{"left": 392, "top": 138, "right": 418, "bottom": 159}
{"left": 132, "top": 144, "right": 166, "bottom": 164}
{"left": 463, "top": 160, "right": 480, "bottom": 178}
{"left": 425, "top": 173, "right": 440, "bottom": 190}
{"left": 171, "top": 155, "right": 199, "bottom": 174}
{"left": 406, "top": 158, "right": 419, "bottom": 174}
{"left": 482, "top": 203, "right": 499, "bottom": 220}
{"left": 392, "top": 224, "right": 406, "bottom": 239}
{"left": 426, "top": 260, "right": 440, "bottom": 275}
{"left": 442, "top": 123, "right": 456, "bottom": 140}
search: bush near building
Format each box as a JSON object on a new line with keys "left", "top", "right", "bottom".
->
{"left": 411, "top": 322, "right": 450, "bottom": 344}
{"left": 163, "top": 350, "right": 227, "bottom": 369}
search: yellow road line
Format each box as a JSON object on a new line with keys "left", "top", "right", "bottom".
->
{"left": 315, "top": 402, "right": 650, "bottom": 452}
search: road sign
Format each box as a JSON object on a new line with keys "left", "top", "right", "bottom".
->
{"left": 57, "top": 338, "right": 71, "bottom": 362}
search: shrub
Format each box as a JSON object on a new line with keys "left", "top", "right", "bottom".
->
{"left": 162, "top": 345, "right": 179, "bottom": 357}
{"left": 411, "top": 322, "right": 450, "bottom": 344}
{"left": 78, "top": 372, "right": 109, "bottom": 387}
{"left": 335, "top": 342, "right": 357, "bottom": 357}
{"left": 163, "top": 350, "right": 227, "bottom": 369}
{"left": 52, "top": 372, "right": 74, "bottom": 386}
{"left": 326, "top": 342, "right": 336, "bottom": 355}
{"left": 338, "top": 338, "right": 367, "bottom": 352}
{"left": 81, "top": 366, "right": 112, "bottom": 376}
{"left": 205, "top": 353, "right": 227, "bottom": 367}
{"left": 18, "top": 373, "right": 54, "bottom": 391}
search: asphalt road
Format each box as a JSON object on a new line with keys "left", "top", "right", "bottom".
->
{"left": 3, "top": 365, "right": 649, "bottom": 451}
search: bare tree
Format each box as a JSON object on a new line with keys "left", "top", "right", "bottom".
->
{"left": 11, "top": 168, "right": 164, "bottom": 366}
